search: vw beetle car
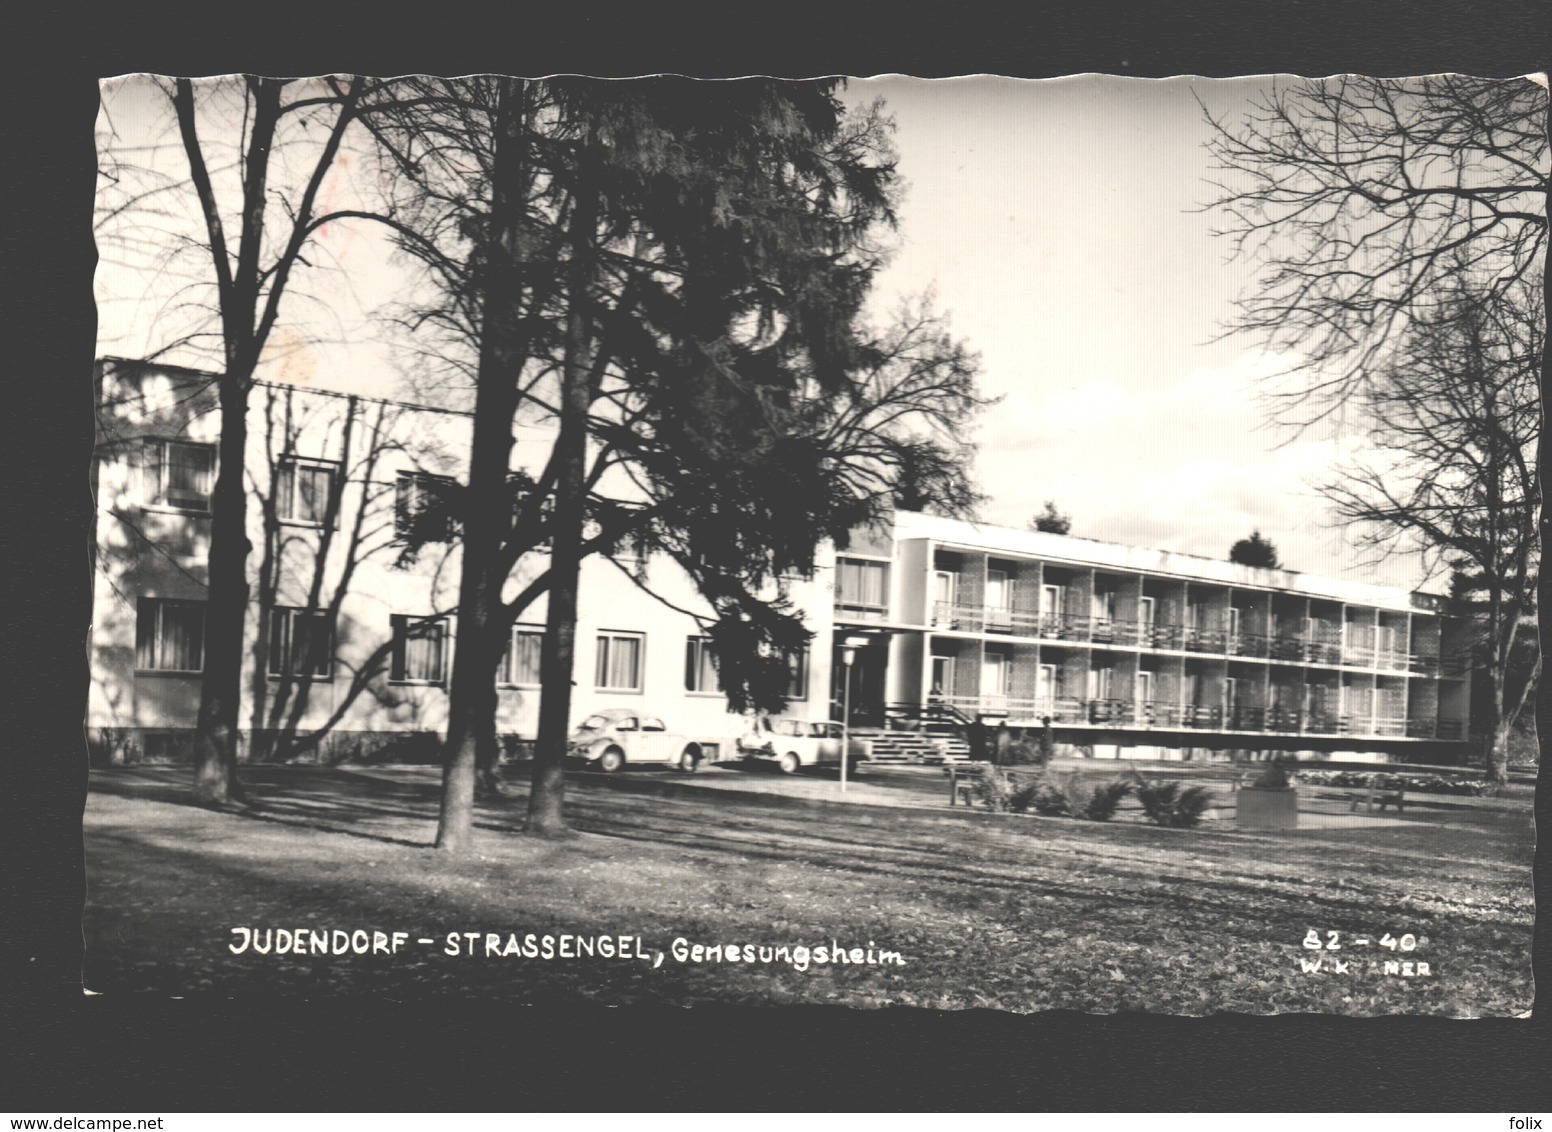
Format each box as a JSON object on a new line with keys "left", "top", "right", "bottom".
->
{"left": 739, "top": 717, "right": 869, "bottom": 775}
{"left": 567, "top": 707, "right": 715, "bottom": 772}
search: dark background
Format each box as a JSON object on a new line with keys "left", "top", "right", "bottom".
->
{"left": 4, "top": 0, "right": 1548, "bottom": 1112}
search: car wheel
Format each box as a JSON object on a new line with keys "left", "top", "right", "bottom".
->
{"left": 778, "top": 751, "right": 801, "bottom": 775}
{"left": 597, "top": 746, "right": 625, "bottom": 773}
{"left": 678, "top": 746, "right": 701, "bottom": 773}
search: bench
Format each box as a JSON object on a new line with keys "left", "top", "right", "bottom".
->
{"left": 1349, "top": 777, "right": 1406, "bottom": 813}
{"left": 944, "top": 763, "right": 988, "bottom": 806}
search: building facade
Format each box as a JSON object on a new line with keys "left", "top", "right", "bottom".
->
{"left": 829, "top": 511, "right": 1473, "bottom": 762}
{"left": 89, "top": 359, "right": 834, "bottom": 763}
{"left": 90, "top": 358, "right": 1472, "bottom": 767}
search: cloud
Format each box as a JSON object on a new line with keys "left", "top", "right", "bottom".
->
{"left": 969, "top": 351, "right": 1424, "bottom": 588}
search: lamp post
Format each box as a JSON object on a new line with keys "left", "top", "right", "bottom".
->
{"left": 837, "top": 634, "right": 870, "bottom": 794}
{"left": 839, "top": 644, "right": 856, "bottom": 793}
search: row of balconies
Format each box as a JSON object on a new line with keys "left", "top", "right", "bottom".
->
{"left": 926, "top": 603, "right": 1457, "bottom": 674}
{"left": 931, "top": 693, "right": 1465, "bottom": 740}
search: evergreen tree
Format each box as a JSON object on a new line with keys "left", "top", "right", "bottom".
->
{"left": 366, "top": 77, "right": 984, "bottom": 847}
{"left": 1228, "top": 530, "right": 1280, "bottom": 568}
{"left": 1029, "top": 500, "right": 1071, "bottom": 535}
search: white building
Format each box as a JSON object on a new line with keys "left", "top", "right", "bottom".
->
{"left": 89, "top": 356, "right": 1473, "bottom": 767}
{"left": 88, "top": 358, "right": 834, "bottom": 764}
{"left": 828, "top": 511, "right": 1473, "bottom": 762}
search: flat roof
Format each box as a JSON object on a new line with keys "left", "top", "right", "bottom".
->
{"left": 892, "top": 511, "right": 1442, "bottom": 614}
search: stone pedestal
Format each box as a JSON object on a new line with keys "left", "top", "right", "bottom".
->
{"left": 1236, "top": 786, "right": 1298, "bottom": 830}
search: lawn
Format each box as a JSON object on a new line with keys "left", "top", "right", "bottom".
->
{"left": 82, "top": 763, "right": 1534, "bottom": 1015}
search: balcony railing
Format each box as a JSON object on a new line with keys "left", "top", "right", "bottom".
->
{"left": 924, "top": 694, "right": 1458, "bottom": 740}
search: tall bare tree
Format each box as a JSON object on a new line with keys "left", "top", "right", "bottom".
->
{"left": 247, "top": 386, "right": 447, "bottom": 762}
{"left": 98, "top": 76, "right": 375, "bottom": 804}
{"left": 1321, "top": 274, "right": 1541, "bottom": 781}
{"left": 1201, "top": 74, "right": 1545, "bottom": 419}
{"left": 1201, "top": 75, "right": 1546, "bottom": 780}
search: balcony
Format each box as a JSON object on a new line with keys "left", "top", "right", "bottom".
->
{"left": 924, "top": 693, "right": 1459, "bottom": 740}
{"left": 1343, "top": 644, "right": 1412, "bottom": 671}
{"left": 925, "top": 602, "right": 1462, "bottom": 676}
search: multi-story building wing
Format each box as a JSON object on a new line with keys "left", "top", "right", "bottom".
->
{"left": 88, "top": 359, "right": 834, "bottom": 763}
{"left": 90, "top": 358, "right": 1473, "bottom": 767}
{"left": 829, "top": 511, "right": 1472, "bottom": 762}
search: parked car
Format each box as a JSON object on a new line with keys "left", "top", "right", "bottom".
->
{"left": 567, "top": 708, "right": 725, "bottom": 772}
{"left": 738, "top": 718, "right": 869, "bottom": 775}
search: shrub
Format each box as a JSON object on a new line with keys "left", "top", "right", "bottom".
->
{"left": 972, "top": 766, "right": 1018, "bottom": 812}
{"left": 1293, "top": 769, "right": 1494, "bottom": 796}
{"left": 1003, "top": 736, "right": 1046, "bottom": 766}
{"left": 1008, "top": 778, "right": 1045, "bottom": 813}
{"left": 1083, "top": 778, "right": 1133, "bottom": 822}
{"left": 1130, "top": 773, "right": 1215, "bottom": 828}
{"left": 1006, "top": 771, "right": 1131, "bottom": 821}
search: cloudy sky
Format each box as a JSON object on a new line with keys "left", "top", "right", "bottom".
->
{"left": 842, "top": 76, "right": 1402, "bottom": 587}
{"left": 97, "top": 75, "right": 1428, "bottom": 590}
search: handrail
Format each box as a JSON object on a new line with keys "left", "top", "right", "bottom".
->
{"left": 889, "top": 695, "right": 1469, "bottom": 741}
{"left": 923, "top": 602, "right": 1441, "bottom": 672}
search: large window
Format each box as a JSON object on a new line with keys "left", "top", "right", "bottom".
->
{"left": 277, "top": 457, "right": 337, "bottom": 526}
{"left": 783, "top": 646, "right": 809, "bottom": 701}
{"left": 267, "top": 607, "right": 334, "bottom": 678}
{"left": 390, "top": 615, "right": 448, "bottom": 684}
{"left": 684, "top": 636, "right": 806, "bottom": 699}
{"left": 836, "top": 558, "right": 888, "bottom": 619}
{"left": 685, "top": 635, "right": 720, "bottom": 693}
{"left": 145, "top": 439, "right": 215, "bottom": 513}
{"left": 135, "top": 598, "right": 205, "bottom": 672}
{"left": 502, "top": 625, "right": 544, "bottom": 687}
{"left": 395, "top": 471, "right": 456, "bottom": 543}
{"left": 595, "top": 631, "right": 644, "bottom": 693}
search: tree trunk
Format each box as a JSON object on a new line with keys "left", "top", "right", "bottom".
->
{"left": 192, "top": 374, "right": 254, "bottom": 807}
{"left": 1486, "top": 728, "right": 1510, "bottom": 786}
{"left": 433, "top": 79, "right": 529, "bottom": 852}
{"left": 436, "top": 626, "right": 501, "bottom": 850}
{"left": 475, "top": 711, "right": 506, "bottom": 797}
{"left": 526, "top": 158, "right": 598, "bottom": 839}
{"left": 528, "top": 550, "right": 581, "bottom": 836}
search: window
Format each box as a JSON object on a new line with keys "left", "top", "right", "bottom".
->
{"left": 145, "top": 439, "right": 215, "bottom": 513}
{"left": 1088, "top": 665, "right": 1114, "bottom": 701}
{"left": 136, "top": 598, "right": 205, "bottom": 672}
{"left": 930, "top": 655, "right": 955, "bottom": 698}
{"left": 985, "top": 568, "right": 1010, "bottom": 610}
{"left": 836, "top": 558, "right": 888, "bottom": 618}
{"left": 783, "top": 646, "right": 809, "bottom": 701}
{"left": 267, "top": 607, "right": 333, "bottom": 678}
{"left": 395, "top": 471, "right": 456, "bottom": 543}
{"left": 1036, "top": 663, "right": 1060, "bottom": 706}
{"left": 502, "top": 626, "right": 544, "bottom": 687}
{"left": 685, "top": 635, "right": 720, "bottom": 693}
{"left": 277, "top": 457, "right": 337, "bottom": 526}
{"left": 980, "top": 650, "right": 1011, "bottom": 699}
{"left": 390, "top": 615, "right": 448, "bottom": 684}
{"left": 595, "top": 631, "right": 644, "bottom": 692}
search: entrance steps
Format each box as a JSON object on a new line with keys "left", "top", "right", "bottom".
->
{"left": 856, "top": 728, "right": 973, "bottom": 765}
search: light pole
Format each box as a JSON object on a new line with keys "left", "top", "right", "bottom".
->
{"left": 839, "top": 643, "right": 856, "bottom": 793}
